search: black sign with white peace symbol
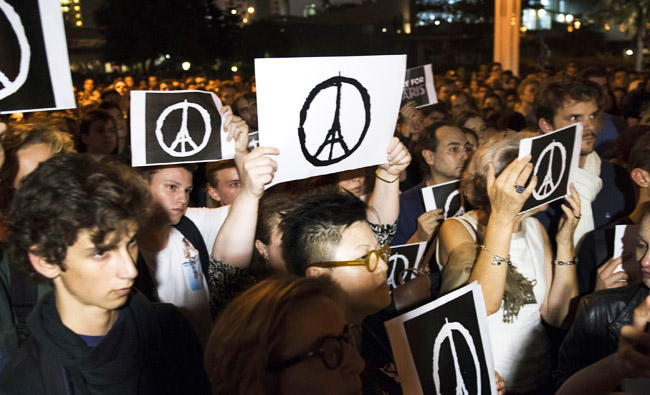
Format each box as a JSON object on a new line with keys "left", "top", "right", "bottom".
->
{"left": 0, "top": 0, "right": 55, "bottom": 112}
{"left": 521, "top": 125, "right": 577, "bottom": 213}
{"left": 145, "top": 92, "right": 222, "bottom": 165}
{"left": 429, "top": 180, "right": 465, "bottom": 219}
{"left": 387, "top": 244, "right": 422, "bottom": 291}
{"left": 403, "top": 290, "right": 492, "bottom": 394}
{"left": 298, "top": 74, "right": 371, "bottom": 166}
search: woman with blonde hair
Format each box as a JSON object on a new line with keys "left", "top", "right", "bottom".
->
{"left": 204, "top": 275, "right": 365, "bottom": 395}
{"left": 437, "top": 131, "right": 581, "bottom": 393}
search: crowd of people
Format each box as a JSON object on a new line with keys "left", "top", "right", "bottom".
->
{"left": 0, "top": 61, "right": 649, "bottom": 394}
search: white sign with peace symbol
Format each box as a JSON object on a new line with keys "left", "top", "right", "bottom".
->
{"left": 0, "top": 0, "right": 31, "bottom": 100}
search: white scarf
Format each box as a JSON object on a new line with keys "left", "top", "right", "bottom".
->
{"left": 573, "top": 152, "right": 602, "bottom": 248}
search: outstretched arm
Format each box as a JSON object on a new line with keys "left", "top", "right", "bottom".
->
{"left": 367, "top": 137, "right": 411, "bottom": 225}
{"left": 557, "top": 296, "right": 650, "bottom": 395}
{"left": 211, "top": 107, "right": 278, "bottom": 267}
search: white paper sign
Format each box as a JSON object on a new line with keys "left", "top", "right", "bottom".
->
{"left": 130, "top": 90, "right": 234, "bottom": 167}
{"left": 386, "top": 282, "right": 496, "bottom": 395}
{"left": 255, "top": 55, "right": 406, "bottom": 186}
{"left": 0, "top": 0, "right": 75, "bottom": 114}
{"left": 613, "top": 225, "right": 640, "bottom": 277}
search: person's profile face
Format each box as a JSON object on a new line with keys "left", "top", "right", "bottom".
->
{"left": 114, "top": 81, "right": 128, "bottom": 95}
{"left": 275, "top": 296, "right": 365, "bottom": 395}
{"left": 84, "top": 119, "right": 117, "bottom": 155}
{"left": 14, "top": 143, "right": 54, "bottom": 189}
{"left": 431, "top": 126, "right": 469, "bottom": 180}
{"left": 338, "top": 169, "right": 366, "bottom": 198}
{"left": 551, "top": 99, "right": 600, "bottom": 156}
{"left": 213, "top": 167, "right": 241, "bottom": 206}
{"left": 638, "top": 215, "right": 650, "bottom": 288}
{"left": 149, "top": 167, "right": 193, "bottom": 225}
{"left": 463, "top": 116, "right": 488, "bottom": 141}
{"left": 450, "top": 94, "right": 470, "bottom": 118}
{"left": 325, "top": 221, "right": 391, "bottom": 321}
{"left": 235, "top": 97, "right": 258, "bottom": 130}
{"left": 53, "top": 223, "right": 138, "bottom": 315}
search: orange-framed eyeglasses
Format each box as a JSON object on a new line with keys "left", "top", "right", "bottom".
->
{"left": 312, "top": 244, "right": 391, "bottom": 272}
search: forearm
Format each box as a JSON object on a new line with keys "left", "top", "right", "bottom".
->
{"left": 211, "top": 190, "right": 258, "bottom": 268}
{"left": 544, "top": 240, "right": 578, "bottom": 326}
{"left": 468, "top": 215, "right": 514, "bottom": 314}
{"left": 556, "top": 355, "right": 622, "bottom": 395}
{"left": 367, "top": 168, "right": 399, "bottom": 224}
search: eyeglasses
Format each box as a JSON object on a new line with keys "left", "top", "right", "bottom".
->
{"left": 267, "top": 324, "right": 361, "bottom": 373}
{"left": 311, "top": 244, "right": 391, "bottom": 272}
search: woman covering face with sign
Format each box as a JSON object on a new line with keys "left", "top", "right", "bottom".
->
{"left": 437, "top": 131, "right": 581, "bottom": 393}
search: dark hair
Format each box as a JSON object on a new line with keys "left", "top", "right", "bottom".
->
{"left": 205, "top": 160, "right": 236, "bottom": 188}
{"left": 580, "top": 67, "right": 607, "bottom": 80}
{"left": 204, "top": 275, "right": 346, "bottom": 395}
{"left": 232, "top": 92, "right": 257, "bottom": 116}
{"left": 422, "top": 103, "right": 448, "bottom": 118}
{"left": 281, "top": 192, "right": 368, "bottom": 275}
{"left": 414, "top": 121, "right": 457, "bottom": 174}
{"left": 623, "top": 128, "right": 650, "bottom": 171}
{"left": 251, "top": 194, "right": 298, "bottom": 278}
{"left": 0, "top": 121, "right": 75, "bottom": 216}
{"left": 8, "top": 154, "right": 152, "bottom": 281}
{"left": 77, "top": 108, "right": 116, "bottom": 153}
{"left": 535, "top": 77, "right": 602, "bottom": 124}
{"left": 460, "top": 127, "right": 479, "bottom": 144}
{"left": 455, "top": 111, "right": 484, "bottom": 128}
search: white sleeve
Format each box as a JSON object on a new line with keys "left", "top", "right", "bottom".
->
{"left": 185, "top": 206, "right": 230, "bottom": 252}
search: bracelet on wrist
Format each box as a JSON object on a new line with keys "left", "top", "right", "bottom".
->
{"left": 375, "top": 169, "right": 399, "bottom": 184}
{"left": 553, "top": 257, "right": 578, "bottom": 266}
{"left": 479, "top": 245, "right": 511, "bottom": 266}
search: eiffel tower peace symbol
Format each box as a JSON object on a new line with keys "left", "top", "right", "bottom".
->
{"left": 155, "top": 99, "right": 212, "bottom": 157}
{"left": 298, "top": 73, "right": 371, "bottom": 166}
{"left": 532, "top": 139, "right": 566, "bottom": 200}
{"left": 0, "top": 0, "right": 31, "bottom": 101}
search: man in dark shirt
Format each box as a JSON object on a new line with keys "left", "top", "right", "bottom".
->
{"left": 0, "top": 154, "right": 209, "bottom": 394}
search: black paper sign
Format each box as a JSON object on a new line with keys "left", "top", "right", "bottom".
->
{"left": 401, "top": 64, "right": 437, "bottom": 108}
{"left": 518, "top": 123, "right": 582, "bottom": 213}
{"left": 385, "top": 283, "right": 496, "bottom": 394}
{"left": 422, "top": 180, "right": 466, "bottom": 219}
{"left": 387, "top": 242, "right": 427, "bottom": 290}
{"left": 131, "top": 91, "right": 229, "bottom": 166}
{"left": 0, "top": 0, "right": 74, "bottom": 113}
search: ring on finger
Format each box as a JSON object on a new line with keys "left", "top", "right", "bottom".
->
{"left": 514, "top": 184, "right": 525, "bottom": 194}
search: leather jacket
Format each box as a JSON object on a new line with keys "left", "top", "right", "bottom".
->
{"left": 554, "top": 284, "right": 650, "bottom": 389}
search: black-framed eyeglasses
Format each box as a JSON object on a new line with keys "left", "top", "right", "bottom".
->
{"left": 267, "top": 324, "right": 361, "bottom": 373}
{"left": 311, "top": 245, "right": 391, "bottom": 272}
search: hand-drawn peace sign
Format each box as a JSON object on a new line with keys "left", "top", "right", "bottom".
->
{"left": 444, "top": 190, "right": 465, "bottom": 219}
{"left": 0, "top": 0, "right": 31, "bottom": 100}
{"left": 298, "top": 74, "right": 371, "bottom": 166}
{"left": 155, "top": 99, "right": 212, "bottom": 157}
{"left": 432, "top": 318, "right": 482, "bottom": 395}
{"left": 532, "top": 140, "right": 566, "bottom": 200}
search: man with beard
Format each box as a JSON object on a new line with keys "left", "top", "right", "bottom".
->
{"left": 536, "top": 77, "right": 635, "bottom": 248}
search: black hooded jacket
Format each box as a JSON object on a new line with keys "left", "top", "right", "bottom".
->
{"left": 0, "top": 290, "right": 209, "bottom": 394}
